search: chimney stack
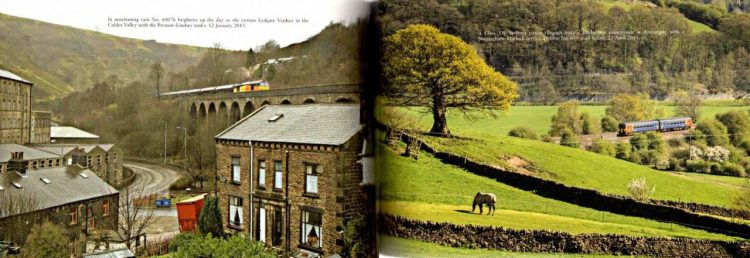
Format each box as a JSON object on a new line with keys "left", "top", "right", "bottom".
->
{"left": 9, "top": 151, "right": 28, "bottom": 175}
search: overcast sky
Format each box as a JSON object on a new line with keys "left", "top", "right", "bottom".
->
{"left": 0, "top": 0, "right": 371, "bottom": 50}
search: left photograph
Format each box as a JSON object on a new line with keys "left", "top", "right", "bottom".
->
{"left": 0, "top": 1, "right": 376, "bottom": 258}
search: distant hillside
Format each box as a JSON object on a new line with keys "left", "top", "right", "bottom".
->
{"left": 0, "top": 12, "right": 206, "bottom": 100}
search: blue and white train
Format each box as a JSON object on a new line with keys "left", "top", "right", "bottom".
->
{"left": 617, "top": 117, "right": 693, "bottom": 136}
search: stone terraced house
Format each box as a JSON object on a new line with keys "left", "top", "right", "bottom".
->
{"left": 215, "top": 104, "right": 370, "bottom": 257}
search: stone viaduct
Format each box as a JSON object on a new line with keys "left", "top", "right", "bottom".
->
{"left": 162, "top": 83, "right": 362, "bottom": 123}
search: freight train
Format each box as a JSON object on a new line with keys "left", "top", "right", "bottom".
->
{"left": 161, "top": 80, "right": 269, "bottom": 97}
{"left": 617, "top": 117, "right": 693, "bottom": 136}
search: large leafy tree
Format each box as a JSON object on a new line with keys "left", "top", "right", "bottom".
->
{"left": 383, "top": 24, "right": 517, "bottom": 136}
{"left": 605, "top": 93, "right": 665, "bottom": 122}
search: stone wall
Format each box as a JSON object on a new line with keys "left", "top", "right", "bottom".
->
{"left": 400, "top": 133, "right": 750, "bottom": 238}
{"left": 380, "top": 214, "right": 750, "bottom": 257}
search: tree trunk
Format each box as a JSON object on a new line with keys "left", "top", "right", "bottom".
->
{"left": 430, "top": 95, "right": 450, "bottom": 136}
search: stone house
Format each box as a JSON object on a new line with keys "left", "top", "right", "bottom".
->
{"left": 0, "top": 69, "right": 32, "bottom": 144}
{"left": 0, "top": 144, "right": 65, "bottom": 173}
{"left": 32, "top": 144, "right": 123, "bottom": 186}
{"left": 0, "top": 163, "right": 119, "bottom": 257}
{"left": 215, "top": 104, "right": 369, "bottom": 257}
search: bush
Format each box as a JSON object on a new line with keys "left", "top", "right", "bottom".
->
{"left": 616, "top": 141, "right": 632, "bottom": 160}
{"left": 541, "top": 134, "right": 554, "bottom": 143}
{"left": 508, "top": 126, "right": 538, "bottom": 140}
{"left": 591, "top": 139, "right": 616, "bottom": 157}
{"left": 738, "top": 139, "right": 750, "bottom": 155}
{"left": 170, "top": 233, "right": 276, "bottom": 258}
{"left": 560, "top": 129, "right": 579, "bottom": 148}
{"left": 716, "top": 111, "right": 750, "bottom": 146}
{"left": 198, "top": 196, "right": 224, "bottom": 238}
{"left": 720, "top": 163, "right": 746, "bottom": 177}
{"left": 646, "top": 131, "right": 666, "bottom": 154}
{"left": 549, "top": 101, "right": 582, "bottom": 136}
{"left": 23, "top": 222, "right": 68, "bottom": 258}
{"left": 170, "top": 177, "right": 194, "bottom": 190}
{"left": 601, "top": 116, "right": 619, "bottom": 132}
{"left": 627, "top": 177, "right": 655, "bottom": 202}
{"left": 696, "top": 119, "right": 730, "bottom": 146}
{"left": 686, "top": 160, "right": 711, "bottom": 173}
{"left": 630, "top": 133, "right": 649, "bottom": 151}
{"left": 581, "top": 112, "right": 601, "bottom": 135}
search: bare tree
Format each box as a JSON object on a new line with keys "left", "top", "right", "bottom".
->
{"left": 150, "top": 62, "right": 165, "bottom": 98}
{"left": 110, "top": 184, "right": 155, "bottom": 249}
{"left": 0, "top": 191, "right": 40, "bottom": 243}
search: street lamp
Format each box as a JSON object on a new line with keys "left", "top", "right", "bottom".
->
{"left": 176, "top": 126, "right": 188, "bottom": 167}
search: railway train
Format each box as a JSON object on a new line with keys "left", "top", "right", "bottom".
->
{"left": 617, "top": 117, "right": 693, "bottom": 136}
{"left": 160, "top": 80, "right": 269, "bottom": 97}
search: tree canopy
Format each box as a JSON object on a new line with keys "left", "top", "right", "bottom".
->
{"left": 383, "top": 24, "right": 517, "bottom": 135}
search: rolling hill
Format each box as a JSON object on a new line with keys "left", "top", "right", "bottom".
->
{"left": 0, "top": 12, "right": 207, "bottom": 99}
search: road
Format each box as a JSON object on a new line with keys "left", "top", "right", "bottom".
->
{"left": 124, "top": 161, "right": 186, "bottom": 198}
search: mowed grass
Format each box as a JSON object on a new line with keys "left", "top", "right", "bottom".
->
{"left": 421, "top": 135, "right": 742, "bottom": 208}
{"left": 379, "top": 235, "right": 622, "bottom": 258}
{"left": 398, "top": 105, "right": 750, "bottom": 138}
{"left": 378, "top": 145, "right": 739, "bottom": 240}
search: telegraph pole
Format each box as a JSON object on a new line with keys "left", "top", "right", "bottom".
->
{"left": 163, "top": 122, "right": 167, "bottom": 164}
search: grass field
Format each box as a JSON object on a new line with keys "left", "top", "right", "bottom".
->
{"left": 378, "top": 145, "right": 739, "bottom": 240}
{"left": 398, "top": 104, "right": 750, "bottom": 139}
{"left": 379, "top": 236, "right": 622, "bottom": 258}
{"left": 418, "top": 135, "right": 742, "bottom": 208}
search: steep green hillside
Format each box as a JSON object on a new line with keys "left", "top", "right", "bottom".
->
{"left": 0, "top": 12, "right": 206, "bottom": 99}
{"left": 378, "top": 143, "right": 738, "bottom": 240}
{"left": 420, "top": 135, "right": 741, "bottom": 207}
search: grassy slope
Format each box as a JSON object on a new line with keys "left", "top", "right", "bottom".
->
{"left": 400, "top": 105, "right": 750, "bottom": 138}
{"left": 420, "top": 135, "right": 741, "bottom": 207}
{"left": 0, "top": 12, "right": 207, "bottom": 99}
{"left": 378, "top": 144, "right": 737, "bottom": 240}
{"left": 597, "top": 0, "right": 715, "bottom": 34}
{"left": 379, "top": 236, "right": 620, "bottom": 258}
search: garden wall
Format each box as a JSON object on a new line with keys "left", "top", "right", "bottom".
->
{"left": 400, "top": 133, "right": 750, "bottom": 238}
{"left": 380, "top": 214, "right": 750, "bottom": 257}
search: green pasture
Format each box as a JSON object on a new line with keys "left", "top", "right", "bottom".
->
{"left": 378, "top": 145, "right": 739, "bottom": 240}
{"left": 420, "top": 135, "right": 742, "bottom": 208}
{"left": 397, "top": 104, "right": 750, "bottom": 139}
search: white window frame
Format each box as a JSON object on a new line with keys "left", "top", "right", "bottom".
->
{"left": 305, "top": 164, "right": 319, "bottom": 194}
{"left": 229, "top": 196, "right": 243, "bottom": 227}
{"left": 274, "top": 161, "right": 282, "bottom": 190}
{"left": 301, "top": 210, "right": 322, "bottom": 249}
{"left": 258, "top": 160, "right": 266, "bottom": 188}
{"left": 231, "top": 157, "right": 241, "bottom": 184}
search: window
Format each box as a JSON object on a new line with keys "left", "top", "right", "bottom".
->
{"left": 103, "top": 200, "right": 110, "bottom": 216}
{"left": 229, "top": 196, "right": 243, "bottom": 227}
{"left": 301, "top": 210, "right": 322, "bottom": 249}
{"left": 258, "top": 160, "right": 266, "bottom": 188}
{"left": 305, "top": 164, "right": 319, "bottom": 195}
{"left": 231, "top": 157, "right": 241, "bottom": 184}
{"left": 87, "top": 207, "right": 95, "bottom": 229}
{"left": 273, "top": 209, "right": 283, "bottom": 246}
{"left": 69, "top": 207, "right": 78, "bottom": 225}
{"left": 274, "top": 161, "right": 282, "bottom": 190}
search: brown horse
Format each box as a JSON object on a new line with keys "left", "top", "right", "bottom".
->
{"left": 472, "top": 192, "right": 496, "bottom": 215}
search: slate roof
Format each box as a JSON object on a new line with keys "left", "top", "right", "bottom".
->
{"left": 216, "top": 104, "right": 362, "bottom": 146}
{"left": 32, "top": 143, "right": 113, "bottom": 154}
{"left": 0, "top": 69, "right": 31, "bottom": 84}
{"left": 0, "top": 144, "right": 61, "bottom": 162}
{"left": 0, "top": 166, "right": 118, "bottom": 218}
{"left": 50, "top": 126, "right": 100, "bottom": 139}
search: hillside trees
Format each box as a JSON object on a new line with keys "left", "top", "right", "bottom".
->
{"left": 383, "top": 24, "right": 517, "bottom": 136}
{"left": 606, "top": 94, "right": 665, "bottom": 122}
{"left": 674, "top": 90, "right": 703, "bottom": 121}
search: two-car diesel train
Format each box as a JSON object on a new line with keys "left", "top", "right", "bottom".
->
{"left": 617, "top": 117, "right": 693, "bottom": 136}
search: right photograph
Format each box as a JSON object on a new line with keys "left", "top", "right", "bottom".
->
{"left": 374, "top": 1, "right": 750, "bottom": 257}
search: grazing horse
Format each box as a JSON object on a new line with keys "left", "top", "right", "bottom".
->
{"left": 472, "top": 192, "right": 496, "bottom": 215}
